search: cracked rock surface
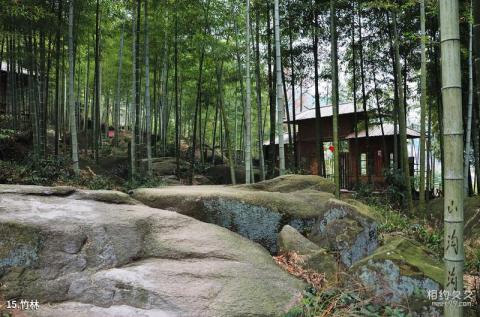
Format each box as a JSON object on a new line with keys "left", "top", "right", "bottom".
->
{"left": 0, "top": 185, "right": 304, "bottom": 317}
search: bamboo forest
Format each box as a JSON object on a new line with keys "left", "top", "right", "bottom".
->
{"left": 0, "top": 0, "right": 479, "bottom": 316}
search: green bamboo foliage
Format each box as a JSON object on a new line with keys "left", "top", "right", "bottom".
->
{"left": 440, "top": 0, "right": 464, "bottom": 316}
{"left": 331, "top": 0, "right": 339, "bottom": 199}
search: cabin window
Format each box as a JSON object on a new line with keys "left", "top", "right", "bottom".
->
{"left": 390, "top": 153, "right": 394, "bottom": 168}
{"left": 360, "top": 153, "right": 367, "bottom": 176}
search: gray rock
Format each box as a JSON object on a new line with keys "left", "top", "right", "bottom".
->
{"left": 0, "top": 186, "right": 304, "bottom": 317}
{"left": 278, "top": 225, "right": 337, "bottom": 278}
{"left": 132, "top": 181, "right": 335, "bottom": 253}
{"left": 308, "top": 199, "right": 378, "bottom": 267}
{"left": 350, "top": 237, "right": 443, "bottom": 305}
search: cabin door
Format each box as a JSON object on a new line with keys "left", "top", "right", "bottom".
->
{"left": 340, "top": 153, "right": 349, "bottom": 189}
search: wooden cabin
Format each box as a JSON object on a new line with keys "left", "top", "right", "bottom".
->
{"left": 264, "top": 102, "right": 420, "bottom": 190}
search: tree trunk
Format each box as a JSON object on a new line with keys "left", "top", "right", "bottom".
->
{"left": 474, "top": 0, "right": 480, "bottom": 191}
{"left": 331, "top": 0, "right": 339, "bottom": 198}
{"left": 114, "top": 23, "right": 125, "bottom": 148}
{"left": 130, "top": 3, "right": 137, "bottom": 180}
{"left": 419, "top": 0, "right": 427, "bottom": 209}
{"left": 267, "top": 6, "right": 276, "bottom": 177}
{"left": 288, "top": 3, "right": 297, "bottom": 170}
{"left": 94, "top": 0, "right": 101, "bottom": 163}
{"left": 174, "top": 3, "right": 180, "bottom": 174}
{"left": 245, "top": 0, "right": 252, "bottom": 184}
{"left": 144, "top": 0, "right": 152, "bottom": 177}
{"left": 358, "top": 8, "right": 371, "bottom": 184}
{"left": 69, "top": 0, "right": 79, "bottom": 175}
{"left": 313, "top": 1, "right": 325, "bottom": 177}
{"left": 54, "top": 0, "right": 63, "bottom": 157}
{"left": 255, "top": 6, "right": 265, "bottom": 181}
{"left": 393, "top": 10, "right": 413, "bottom": 211}
{"left": 274, "top": 0, "right": 285, "bottom": 176}
{"left": 134, "top": 0, "right": 141, "bottom": 174}
{"left": 351, "top": 3, "right": 359, "bottom": 184}
{"left": 190, "top": 0, "right": 210, "bottom": 184}
{"left": 465, "top": 0, "right": 474, "bottom": 195}
{"left": 217, "top": 63, "right": 236, "bottom": 184}
{"left": 440, "top": 0, "right": 464, "bottom": 315}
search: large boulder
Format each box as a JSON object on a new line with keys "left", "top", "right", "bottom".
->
{"left": 350, "top": 236, "right": 443, "bottom": 304}
{"left": 308, "top": 199, "right": 378, "bottom": 267}
{"left": 132, "top": 181, "right": 335, "bottom": 253}
{"left": 132, "top": 176, "right": 376, "bottom": 256}
{"left": 204, "top": 164, "right": 260, "bottom": 184}
{"left": 0, "top": 185, "right": 304, "bottom": 317}
{"left": 238, "top": 174, "right": 335, "bottom": 194}
{"left": 278, "top": 225, "right": 337, "bottom": 278}
{"left": 138, "top": 157, "right": 187, "bottom": 177}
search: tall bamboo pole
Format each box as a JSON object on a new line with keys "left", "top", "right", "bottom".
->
{"left": 245, "top": 0, "right": 252, "bottom": 184}
{"left": 69, "top": 0, "right": 79, "bottom": 175}
{"left": 130, "top": 5, "right": 137, "bottom": 180}
{"left": 274, "top": 0, "right": 285, "bottom": 175}
{"left": 331, "top": 0, "right": 339, "bottom": 198}
{"left": 419, "top": 0, "right": 427, "bottom": 210}
{"left": 144, "top": 0, "right": 152, "bottom": 177}
{"left": 464, "top": 0, "right": 473, "bottom": 195}
{"left": 440, "top": 0, "right": 464, "bottom": 315}
{"left": 393, "top": 9, "right": 413, "bottom": 211}
{"left": 114, "top": 23, "right": 124, "bottom": 148}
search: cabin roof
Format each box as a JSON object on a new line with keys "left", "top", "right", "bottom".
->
{"left": 263, "top": 133, "right": 290, "bottom": 146}
{"left": 344, "top": 123, "right": 420, "bottom": 139}
{"left": 286, "top": 101, "right": 365, "bottom": 123}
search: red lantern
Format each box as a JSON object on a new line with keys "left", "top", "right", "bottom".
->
{"left": 329, "top": 145, "right": 335, "bottom": 152}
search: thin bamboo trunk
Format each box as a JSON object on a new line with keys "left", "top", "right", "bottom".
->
{"left": 54, "top": 0, "right": 62, "bottom": 157}
{"left": 245, "top": 0, "right": 252, "bottom": 184}
{"left": 313, "top": 1, "right": 325, "bottom": 177}
{"left": 274, "top": 0, "right": 285, "bottom": 175}
{"left": 69, "top": 0, "right": 79, "bottom": 175}
{"left": 144, "top": 0, "right": 152, "bottom": 177}
{"left": 419, "top": 0, "right": 427, "bottom": 209}
{"left": 440, "top": 1, "right": 464, "bottom": 314}
{"left": 254, "top": 7, "right": 265, "bottom": 181}
{"left": 130, "top": 4, "right": 137, "bottom": 179}
{"left": 217, "top": 63, "right": 236, "bottom": 184}
{"left": 114, "top": 23, "right": 125, "bottom": 148}
{"left": 465, "top": 0, "right": 474, "bottom": 196}
{"left": 331, "top": 0, "right": 339, "bottom": 198}
{"left": 393, "top": 10, "right": 413, "bottom": 211}
{"left": 174, "top": 3, "right": 180, "bottom": 174}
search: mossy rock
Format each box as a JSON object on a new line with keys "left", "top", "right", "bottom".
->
{"left": 278, "top": 225, "right": 337, "bottom": 278}
{"left": 237, "top": 174, "right": 335, "bottom": 194}
{"left": 0, "top": 184, "right": 76, "bottom": 196}
{"left": 71, "top": 190, "right": 138, "bottom": 205}
{"left": 133, "top": 185, "right": 335, "bottom": 253}
{"left": 308, "top": 199, "right": 378, "bottom": 267}
{"left": 0, "top": 187, "right": 305, "bottom": 316}
{"left": 350, "top": 236, "right": 443, "bottom": 304}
